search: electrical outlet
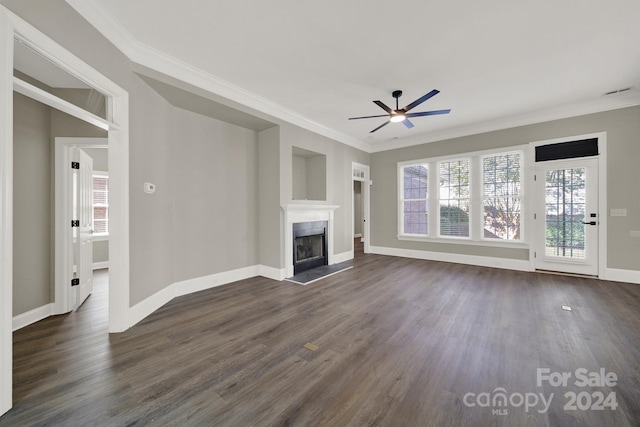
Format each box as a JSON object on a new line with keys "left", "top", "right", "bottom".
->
{"left": 610, "top": 208, "right": 627, "bottom": 217}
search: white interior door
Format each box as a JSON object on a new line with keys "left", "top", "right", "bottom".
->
{"left": 352, "top": 162, "right": 371, "bottom": 253}
{"left": 535, "top": 157, "right": 599, "bottom": 275}
{"left": 74, "top": 148, "right": 94, "bottom": 309}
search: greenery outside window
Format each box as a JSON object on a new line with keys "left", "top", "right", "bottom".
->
{"left": 438, "top": 159, "right": 470, "bottom": 237}
{"left": 398, "top": 148, "right": 525, "bottom": 244}
{"left": 482, "top": 152, "right": 522, "bottom": 241}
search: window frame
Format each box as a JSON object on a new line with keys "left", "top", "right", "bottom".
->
{"left": 92, "top": 171, "right": 109, "bottom": 240}
{"left": 397, "top": 146, "right": 527, "bottom": 248}
{"left": 437, "top": 157, "right": 472, "bottom": 239}
{"left": 398, "top": 163, "right": 429, "bottom": 237}
{"left": 480, "top": 151, "right": 524, "bottom": 243}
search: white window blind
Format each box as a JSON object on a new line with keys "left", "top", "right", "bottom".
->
{"left": 438, "top": 159, "right": 470, "bottom": 237}
{"left": 482, "top": 153, "right": 522, "bottom": 240}
{"left": 400, "top": 165, "right": 428, "bottom": 235}
{"left": 92, "top": 174, "right": 108, "bottom": 235}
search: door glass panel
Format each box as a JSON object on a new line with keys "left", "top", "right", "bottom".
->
{"left": 544, "top": 168, "right": 586, "bottom": 258}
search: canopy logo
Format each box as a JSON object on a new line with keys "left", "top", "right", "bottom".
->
{"left": 463, "top": 368, "right": 618, "bottom": 416}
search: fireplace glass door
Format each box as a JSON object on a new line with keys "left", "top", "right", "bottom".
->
{"left": 292, "top": 221, "right": 328, "bottom": 274}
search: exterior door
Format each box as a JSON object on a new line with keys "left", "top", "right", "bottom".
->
{"left": 535, "top": 157, "right": 599, "bottom": 275}
{"left": 74, "top": 148, "right": 94, "bottom": 309}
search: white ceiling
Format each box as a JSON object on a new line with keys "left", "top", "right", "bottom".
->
{"left": 68, "top": 0, "right": 640, "bottom": 152}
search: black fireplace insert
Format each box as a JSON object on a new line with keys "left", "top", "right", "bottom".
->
{"left": 293, "top": 221, "right": 328, "bottom": 275}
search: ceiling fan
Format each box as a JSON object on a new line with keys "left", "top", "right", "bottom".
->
{"left": 348, "top": 89, "right": 451, "bottom": 133}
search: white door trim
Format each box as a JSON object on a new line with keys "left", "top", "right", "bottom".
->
{"left": 528, "top": 132, "right": 607, "bottom": 278}
{"left": 351, "top": 162, "right": 371, "bottom": 254}
{"left": 1, "top": 5, "right": 130, "bottom": 416}
{"left": 55, "top": 138, "right": 107, "bottom": 314}
{"left": 0, "top": 7, "right": 14, "bottom": 417}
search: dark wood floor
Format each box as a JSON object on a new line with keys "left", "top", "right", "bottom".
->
{"left": 2, "top": 243, "right": 640, "bottom": 426}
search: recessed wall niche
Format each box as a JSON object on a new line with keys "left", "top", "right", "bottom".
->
{"left": 292, "top": 146, "right": 327, "bottom": 201}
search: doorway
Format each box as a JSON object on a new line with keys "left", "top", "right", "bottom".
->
{"left": 1, "top": 6, "right": 130, "bottom": 417}
{"left": 353, "top": 180, "right": 363, "bottom": 240}
{"left": 535, "top": 157, "right": 599, "bottom": 275}
{"left": 531, "top": 133, "right": 607, "bottom": 277}
{"left": 55, "top": 138, "right": 108, "bottom": 313}
{"left": 352, "top": 162, "right": 370, "bottom": 255}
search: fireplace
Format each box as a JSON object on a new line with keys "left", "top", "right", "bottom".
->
{"left": 293, "top": 221, "right": 328, "bottom": 275}
{"left": 282, "top": 204, "right": 338, "bottom": 279}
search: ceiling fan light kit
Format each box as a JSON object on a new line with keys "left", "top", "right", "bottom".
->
{"left": 390, "top": 113, "right": 406, "bottom": 123}
{"left": 349, "top": 89, "right": 451, "bottom": 133}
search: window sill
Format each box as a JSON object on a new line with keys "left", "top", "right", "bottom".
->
{"left": 93, "top": 234, "right": 109, "bottom": 242}
{"left": 397, "top": 234, "right": 528, "bottom": 249}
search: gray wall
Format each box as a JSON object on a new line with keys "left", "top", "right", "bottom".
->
{"left": 279, "top": 124, "right": 370, "bottom": 258}
{"left": 306, "top": 155, "right": 326, "bottom": 201}
{"left": 13, "top": 93, "right": 52, "bottom": 315}
{"left": 4, "top": 0, "right": 274, "bottom": 309}
{"left": 83, "top": 148, "right": 107, "bottom": 171}
{"left": 371, "top": 105, "right": 640, "bottom": 270}
{"left": 170, "top": 107, "right": 259, "bottom": 282}
{"left": 258, "top": 126, "right": 282, "bottom": 269}
{"left": 291, "top": 154, "right": 306, "bottom": 200}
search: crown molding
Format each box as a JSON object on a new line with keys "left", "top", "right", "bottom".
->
{"left": 369, "top": 94, "right": 640, "bottom": 153}
{"left": 65, "top": 0, "right": 370, "bottom": 153}
{"left": 66, "top": 0, "right": 640, "bottom": 155}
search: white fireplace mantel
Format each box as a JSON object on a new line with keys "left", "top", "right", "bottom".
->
{"left": 282, "top": 204, "right": 339, "bottom": 278}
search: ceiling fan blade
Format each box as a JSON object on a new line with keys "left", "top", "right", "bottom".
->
{"left": 403, "top": 89, "right": 440, "bottom": 112}
{"left": 370, "top": 120, "right": 390, "bottom": 133}
{"left": 403, "top": 119, "right": 415, "bottom": 129}
{"left": 348, "top": 114, "right": 391, "bottom": 120}
{"left": 406, "top": 109, "right": 451, "bottom": 118}
{"left": 373, "top": 100, "right": 393, "bottom": 114}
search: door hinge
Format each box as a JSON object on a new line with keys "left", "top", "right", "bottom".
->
{"left": 71, "top": 161, "right": 80, "bottom": 169}
{"left": 533, "top": 174, "right": 536, "bottom": 181}
{"left": 71, "top": 278, "right": 80, "bottom": 286}
{"left": 534, "top": 213, "right": 537, "bottom": 220}
{"left": 534, "top": 251, "right": 537, "bottom": 258}
{"left": 71, "top": 220, "right": 80, "bottom": 227}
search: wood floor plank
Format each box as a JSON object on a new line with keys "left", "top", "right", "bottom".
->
{"left": 2, "top": 250, "right": 640, "bottom": 426}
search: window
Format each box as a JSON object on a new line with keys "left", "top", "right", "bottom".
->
{"left": 92, "top": 173, "right": 108, "bottom": 236}
{"left": 439, "top": 159, "right": 470, "bottom": 237}
{"left": 482, "top": 152, "right": 522, "bottom": 240}
{"left": 400, "top": 165, "right": 428, "bottom": 235}
{"left": 398, "top": 148, "right": 524, "bottom": 244}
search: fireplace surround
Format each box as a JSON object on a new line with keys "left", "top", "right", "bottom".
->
{"left": 282, "top": 204, "right": 339, "bottom": 278}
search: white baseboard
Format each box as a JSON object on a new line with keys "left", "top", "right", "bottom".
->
{"left": 369, "top": 245, "right": 532, "bottom": 272}
{"left": 93, "top": 261, "right": 109, "bottom": 270}
{"left": 12, "top": 303, "right": 54, "bottom": 331}
{"left": 128, "top": 265, "right": 260, "bottom": 328}
{"left": 333, "top": 250, "right": 353, "bottom": 264}
{"left": 258, "top": 264, "right": 286, "bottom": 281}
{"left": 603, "top": 268, "right": 640, "bottom": 284}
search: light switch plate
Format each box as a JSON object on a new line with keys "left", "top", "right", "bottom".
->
{"left": 610, "top": 208, "right": 627, "bottom": 217}
{"left": 630, "top": 231, "right": 640, "bottom": 238}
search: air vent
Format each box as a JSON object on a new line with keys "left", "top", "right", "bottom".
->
{"left": 604, "top": 87, "right": 633, "bottom": 96}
